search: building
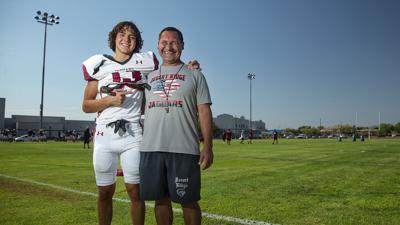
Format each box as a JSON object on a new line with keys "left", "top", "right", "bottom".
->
{"left": 4, "top": 115, "right": 95, "bottom": 137}
{"left": 1, "top": 96, "right": 94, "bottom": 137}
{"left": 213, "top": 113, "right": 266, "bottom": 137}
{"left": 3, "top": 114, "right": 95, "bottom": 138}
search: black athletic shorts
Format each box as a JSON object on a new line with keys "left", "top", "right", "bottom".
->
{"left": 139, "top": 152, "right": 201, "bottom": 204}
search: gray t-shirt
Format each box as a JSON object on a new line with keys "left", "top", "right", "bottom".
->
{"left": 141, "top": 64, "right": 212, "bottom": 155}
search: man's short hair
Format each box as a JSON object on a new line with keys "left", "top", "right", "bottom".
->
{"left": 159, "top": 27, "right": 184, "bottom": 44}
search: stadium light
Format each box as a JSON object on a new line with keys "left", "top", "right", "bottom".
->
{"left": 247, "top": 73, "right": 256, "bottom": 130}
{"left": 34, "top": 11, "right": 60, "bottom": 129}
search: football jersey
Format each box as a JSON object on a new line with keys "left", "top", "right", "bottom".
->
{"left": 82, "top": 51, "right": 158, "bottom": 125}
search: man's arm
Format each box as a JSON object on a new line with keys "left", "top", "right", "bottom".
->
{"left": 198, "top": 103, "right": 213, "bottom": 170}
{"left": 82, "top": 80, "right": 131, "bottom": 113}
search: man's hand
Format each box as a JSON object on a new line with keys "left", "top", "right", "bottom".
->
{"left": 199, "top": 146, "right": 213, "bottom": 170}
{"left": 108, "top": 89, "right": 132, "bottom": 106}
{"left": 188, "top": 60, "right": 201, "bottom": 70}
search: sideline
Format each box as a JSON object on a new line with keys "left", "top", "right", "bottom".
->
{"left": 0, "top": 173, "right": 277, "bottom": 225}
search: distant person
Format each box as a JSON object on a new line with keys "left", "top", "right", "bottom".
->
{"left": 226, "top": 129, "right": 232, "bottom": 145}
{"left": 352, "top": 134, "right": 357, "bottom": 142}
{"left": 83, "top": 126, "right": 91, "bottom": 149}
{"left": 272, "top": 130, "right": 278, "bottom": 144}
{"left": 239, "top": 130, "right": 245, "bottom": 144}
{"left": 60, "top": 131, "right": 66, "bottom": 142}
{"left": 247, "top": 129, "right": 253, "bottom": 144}
{"left": 360, "top": 135, "right": 365, "bottom": 142}
{"left": 72, "top": 130, "right": 78, "bottom": 142}
{"left": 222, "top": 129, "right": 226, "bottom": 144}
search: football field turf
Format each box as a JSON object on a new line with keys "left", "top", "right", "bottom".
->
{"left": 1, "top": 138, "right": 399, "bottom": 225}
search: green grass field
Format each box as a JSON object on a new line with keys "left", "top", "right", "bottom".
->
{"left": 1, "top": 138, "right": 400, "bottom": 225}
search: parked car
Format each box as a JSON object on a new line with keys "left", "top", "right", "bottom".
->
{"left": 14, "top": 135, "right": 31, "bottom": 142}
{"left": 285, "top": 134, "right": 295, "bottom": 139}
{"left": 14, "top": 135, "right": 39, "bottom": 142}
{"left": 296, "top": 134, "right": 306, "bottom": 139}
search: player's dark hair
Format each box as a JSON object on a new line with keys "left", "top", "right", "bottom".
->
{"left": 159, "top": 27, "right": 184, "bottom": 46}
{"left": 108, "top": 21, "right": 143, "bottom": 53}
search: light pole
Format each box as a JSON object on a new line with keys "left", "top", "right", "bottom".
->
{"left": 34, "top": 11, "right": 60, "bottom": 129}
{"left": 247, "top": 73, "right": 256, "bottom": 130}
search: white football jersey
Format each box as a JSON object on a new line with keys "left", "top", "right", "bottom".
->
{"left": 82, "top": 51, "right": 158, "bottom": 125}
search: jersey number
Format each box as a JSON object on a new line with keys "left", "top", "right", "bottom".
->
{"left": 112, "top": 71, "right": 141, "bottom": 83}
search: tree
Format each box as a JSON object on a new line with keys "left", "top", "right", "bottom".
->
{"left": 298, "top": 125, "right": 311, "bottom": 130}
{"left": 393, "top": 122, "right": 400, "bottom": 134}
{"left": 284, "top": 128, "right": 298, "bottom": 135}
{"left": 298, "top": 126, "right": 320, "bottom": 137}
{"left": 379, "top": 123, "right": 394, "bottom": 136}
{"left": 334, "top": 124, "right": 354, "bottom": 135}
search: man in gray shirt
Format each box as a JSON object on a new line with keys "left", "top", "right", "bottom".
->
{"left": 140, "top": 27, "right": 213, "bottom": 225}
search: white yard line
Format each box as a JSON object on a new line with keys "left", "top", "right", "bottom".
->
{"left": 0, "top": 173, "right": 277, "bottom": 225}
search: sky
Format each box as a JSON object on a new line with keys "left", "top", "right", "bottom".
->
{"left": 0, "top": 0, "right": 399, "bottom": 129}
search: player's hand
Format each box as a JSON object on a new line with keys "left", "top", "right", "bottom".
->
{"left": 199, "top": 147, "right": 213, "bottom": 170}
{"left": 188, "top": 60, "right": 201, "bottom": 70}
{"left": 109, "top": 89, "right": 132, "bottom": 106}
